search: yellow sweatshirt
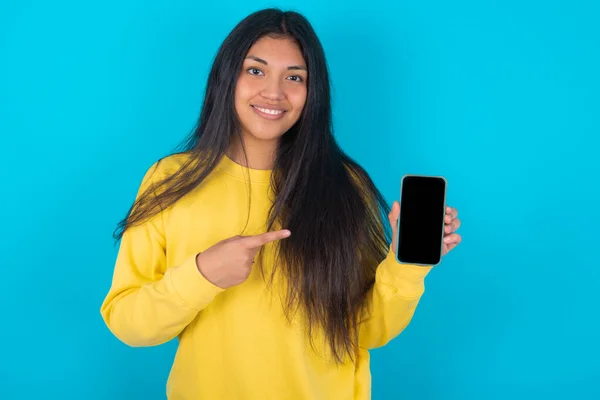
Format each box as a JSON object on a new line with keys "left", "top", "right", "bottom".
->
{"left": 100, "top": 153, "right": 433, "bottom": 400}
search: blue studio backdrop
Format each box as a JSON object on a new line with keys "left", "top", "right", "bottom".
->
{"left": 0, "top": 0, "right": 598, "bottom": 399}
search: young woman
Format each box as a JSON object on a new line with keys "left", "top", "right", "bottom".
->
{"left": 100, "top": 8, "right": 461, "bottom": 400}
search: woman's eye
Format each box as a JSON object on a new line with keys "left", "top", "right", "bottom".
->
{"left": 288, "top": 75, "right": 304, "bottom": 82}
{"left": 247, "top": 68, "right": 263, "bottom": 76}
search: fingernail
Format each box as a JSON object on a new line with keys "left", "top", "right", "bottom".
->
{"left": 444, "top": 236, "right": 451, "bottom": 243}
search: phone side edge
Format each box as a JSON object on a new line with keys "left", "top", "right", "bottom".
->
{"left": 435, "top": 176, "right": 449, "bottom": 267}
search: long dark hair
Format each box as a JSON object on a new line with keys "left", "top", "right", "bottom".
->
{"left": 114, "top": 8, "right": 392, "bottom": 363}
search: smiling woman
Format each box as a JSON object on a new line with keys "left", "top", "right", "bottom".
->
{"left": 99, "top": 7, "right": 461, "bottom": 400}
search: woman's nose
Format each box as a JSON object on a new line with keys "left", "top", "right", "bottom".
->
{"left": 260, "top": 78, "right": 285, "bottom": 100}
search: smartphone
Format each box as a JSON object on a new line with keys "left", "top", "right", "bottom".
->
{"left": 395, "top": 175, "right": 447, "bottom": 266}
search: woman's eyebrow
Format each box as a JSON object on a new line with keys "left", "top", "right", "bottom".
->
{"left": 246, "top": 55, "right": 307, "bottom": 71}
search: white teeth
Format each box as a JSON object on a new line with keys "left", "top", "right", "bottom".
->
{"left": 254, "top": 106, "right": 284, "bottom": 115}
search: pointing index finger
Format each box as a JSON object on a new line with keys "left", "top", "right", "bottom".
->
{"left": 243, "top": 229, "right": 291, "bottom": 249}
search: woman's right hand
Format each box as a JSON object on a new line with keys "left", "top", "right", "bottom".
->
{"left": 195, "top": 229, "right": 291, "bottom": 289}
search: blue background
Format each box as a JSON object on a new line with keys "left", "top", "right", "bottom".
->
{"left": 1, "top": 0, "right": 598, "bottom": 399}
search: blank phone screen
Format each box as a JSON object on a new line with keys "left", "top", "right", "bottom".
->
{"left": 397, "top": 176, "right": 446, "bottom": 265}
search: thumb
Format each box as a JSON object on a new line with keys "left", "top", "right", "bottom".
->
{"left": 388, "top": 201, "right": 400, "bottom": 253}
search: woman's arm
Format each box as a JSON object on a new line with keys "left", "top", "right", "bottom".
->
{"left": 357, "top": 198, "right": 461, "bottom": 349}
{"left": 358, "top": 249, "right": 432, "bottom": 349}
{"left": 99, "top": 163, "right": 224, "bottom": 347}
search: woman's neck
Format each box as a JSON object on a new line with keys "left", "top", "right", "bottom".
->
{"left": 226, "top": 136, "right": 278, "bottom": 170}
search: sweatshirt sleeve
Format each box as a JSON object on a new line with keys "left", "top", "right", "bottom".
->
{"left": 358, "top": 247, "right": 433, "bottom": 349}
{"left": 100, "top": 162, "right": 225, "bottom": 347}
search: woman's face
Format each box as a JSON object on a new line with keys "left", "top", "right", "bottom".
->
{"left": 234, "top": 36, "right": 308, "bottom": 144}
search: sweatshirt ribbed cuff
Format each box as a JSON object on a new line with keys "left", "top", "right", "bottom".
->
{"left": 376, "top": 248, "right": 433, "bottom": 299}
{"left": 168, "top": 254, "right": 226, "bottom": 310}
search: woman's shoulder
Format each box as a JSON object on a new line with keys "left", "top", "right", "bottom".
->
{"left": 143, "top": 151, "right": 193, "bottom": 182}
{"left": 342, "top": 157, "right": 372, "bottom": 188}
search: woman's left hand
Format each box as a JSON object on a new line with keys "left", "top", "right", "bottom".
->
{"left": 442, "top": 206, "right": 461, "bottom": 256}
